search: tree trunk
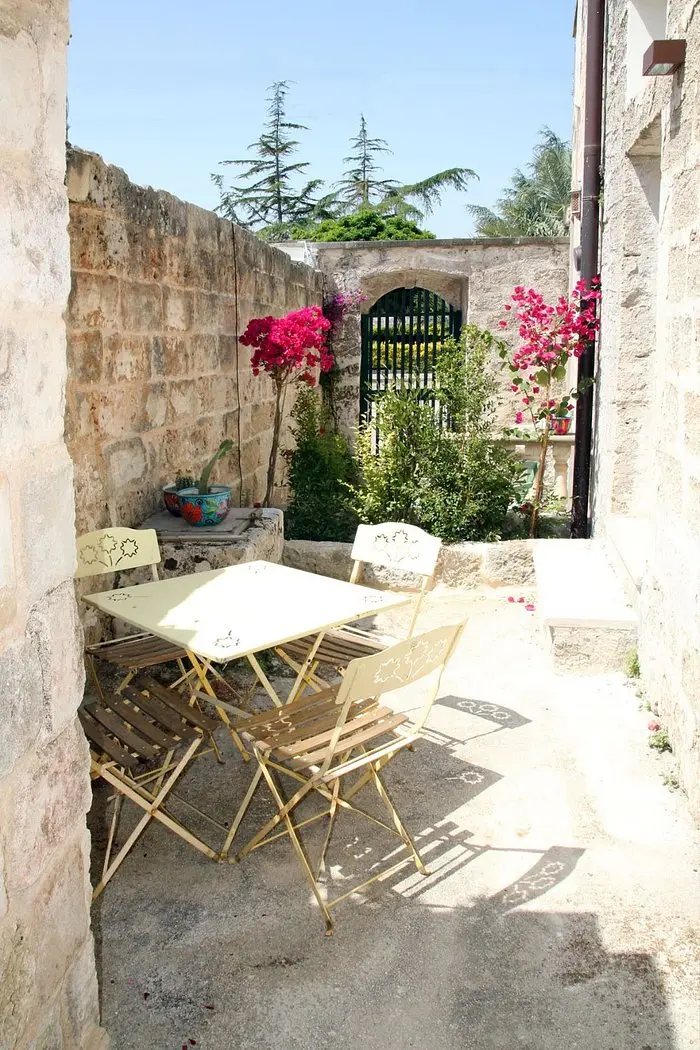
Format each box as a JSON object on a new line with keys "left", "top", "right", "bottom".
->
{"left": 530, "top": 421, "right": 550, "bottom": 538}
{"left": 264, "top": 377, "right": 286, "bottom": 507}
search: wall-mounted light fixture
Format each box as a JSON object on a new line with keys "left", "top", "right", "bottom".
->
{"left": 643, "top": 39, "right": 686, "bottom": 76}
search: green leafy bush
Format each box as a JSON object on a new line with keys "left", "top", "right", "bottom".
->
{"left": 350, "top": 329, "right": 521, "bottom": 542}
{"left": 299, "top": 211, "right": 435, "bottom": 242}
{"left": 284, "top": 389, "right": 359, "bottom": 542}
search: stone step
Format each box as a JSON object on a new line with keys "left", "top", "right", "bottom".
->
{"left": 603, "top": 514, "right": 652, "bottom": 611}
{"left": 534, "top": 539, "right": 637, "bottom": 674}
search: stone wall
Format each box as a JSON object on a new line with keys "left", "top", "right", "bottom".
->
{"left": 278, "top": 239, "right": 570, "bottom": 438}
{"left": 0, "top": 3, "right": 105, "bottom": 1047}
{"left": 65, "top": 148, "right": 323, "bottom": 538}
{"left": 584, "top": 0, "right": 700, "bottom": 819}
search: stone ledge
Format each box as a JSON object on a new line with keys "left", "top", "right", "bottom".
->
{"left": 150, "top": 508, "right": 284, "bottom": 578}
{"left": 283, "top": 537, "right": 538, "bottom": 590}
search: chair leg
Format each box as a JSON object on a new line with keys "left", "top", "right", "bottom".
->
{"left": 257, "top": 759, "right": 335, "bottom": 935}
{"left": 368, "top": 764, "right": 429, "bottom": 876}
{"left": 115, "top": 668, "right": 136, "bottom": 695}
{"left": 187, "top": 651, "right": 246, "bottom": 762}
{"left": 86, "top": 653, "right": 106, "bottom": 703}
{"left": 102, "top": 792, "right": 124, "bottom": 879}
{"left": 93, "top": 737, "right": 212, "bottom": 896}
{"left": 317, "top": 777, "right": 341, "bottom": 878}
{"left": 235, "top": 774, "right": 313, "bottom": 861}
{"left": 93, "top": 806, "right": 154, "bottom": 898}
{"left": 220, "top": 764, "right": 264, "bottom": 860}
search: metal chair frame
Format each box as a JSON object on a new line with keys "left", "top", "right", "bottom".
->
{"left": 230, "top": 622, "right": 464, "bottom": 934}
{"left": 275, "top": 523, "right": 442, "bottom": 688}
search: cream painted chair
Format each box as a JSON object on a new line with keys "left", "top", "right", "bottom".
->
{"left": 76, "top": 528, "right": 189, "bottom": 699}
{"left": 79, "top": 675, "right": 222, "bottom": 897}
{"left": 232, "top": 621, "right": 465, "bottom": 933}
{"left": 277, "top": 522, "right": 442, "bottom": 682}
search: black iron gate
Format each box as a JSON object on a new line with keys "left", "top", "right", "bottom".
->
{"left": 359, "top": 287, "right": 462, "bottom": 424}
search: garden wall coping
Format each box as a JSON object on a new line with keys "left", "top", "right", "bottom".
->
{"left": 283, "top": 537, "right": 537, "bottom": 590}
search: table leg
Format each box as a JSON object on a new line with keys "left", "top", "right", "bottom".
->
{"left": 286, "top": 630, "right": 327, "bottom": 705}
{"left": 246, "top": 652, "right": 284, "bottom": 708}
{"left": 186, "top": 650, "right": 248, "bottom": 761}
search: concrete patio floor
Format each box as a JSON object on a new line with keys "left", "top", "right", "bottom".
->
{"left": 88, "top": 588, "right": 700, "bottom": 1050}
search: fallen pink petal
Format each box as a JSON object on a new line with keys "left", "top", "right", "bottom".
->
{"left": 525, "top": 603, "right": 535, "bottom": 612}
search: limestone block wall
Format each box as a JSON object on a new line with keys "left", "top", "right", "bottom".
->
{"left": 286, "top": 239, "right": 569, "bottom": 439}
{"left": 65, "top": 148, "right": 323, "bottom": 538}
{"left": 590, "top": 0, "right": 700, "bottom": 819}
{"left": 0, "top": 3, "right": 105, "bottom": 1048}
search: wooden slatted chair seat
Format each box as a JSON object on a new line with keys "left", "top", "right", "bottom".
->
{"left": 237, "top": 686, "right": 411, "bottom": 771}
{"left": 280, "top": 627, "right": 387, "bottom": 668}
{"left": 79, "top": 676, "right": 221, "bottom": 897}
{"left": 85, "top": 632, "right": 187, "bottom": 670}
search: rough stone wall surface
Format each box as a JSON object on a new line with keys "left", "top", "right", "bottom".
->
{"left": 590, "top": 0, "right": 700, "bottom": 819}
{"left": 65, "top": 148, "right": 323, "bottom": 539}
{"left": 0, "top": 4, "right": 105, "bottom": 1048}
{"left": 284, "top": 239, "right": 569, "bottom": 439}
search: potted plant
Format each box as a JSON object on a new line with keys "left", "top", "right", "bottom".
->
{"left": 177, "top": 441, "right": 234, "bottom": 526}
{"left": 163, "top": 473, "right": 194, "bottom": 516}
{"left": 550, "top": 400, "right": 574, "bottom": 436}
{"left": 239, "top": 306, "right": 333, "bottom": 507}
{"left": 498, "top": 278, "right": 600, "bottom": 536}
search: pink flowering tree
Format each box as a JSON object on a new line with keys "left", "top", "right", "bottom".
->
{"left": 497, "top": 278, "right": 601, "bottom": 537}
{"left": 240, "top": 305, "right": 333, "bottom": 506}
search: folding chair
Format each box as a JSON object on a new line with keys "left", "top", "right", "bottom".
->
{"left": 276, "top": 523, "right": 442, "bottom": 684}
{"left": 232, "top": 622, "right": 464, "bottom": 934}
{"left": 76, "top": 528, "right": 190, "bottom": 699}
{"left": 79, "top": 675, "right": 224, "bottom": 898}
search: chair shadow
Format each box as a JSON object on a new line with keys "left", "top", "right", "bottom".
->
{"left": 437, "top": 692, "right": 531, "bottom": 735}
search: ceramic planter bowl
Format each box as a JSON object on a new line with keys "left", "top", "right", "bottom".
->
{"left": 178, "top": 485, "right": 231, "bottom": 527}
{"left": 163, "top": 484, "right": 182, "bottom": 516}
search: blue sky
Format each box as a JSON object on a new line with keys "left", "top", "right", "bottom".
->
{"left": 67, "top": 0, "right": 575, "bottom": 238}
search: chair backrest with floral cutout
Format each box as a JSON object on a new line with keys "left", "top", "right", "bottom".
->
{"left": 75, "top": 528, "right": 161, "bottom": 581}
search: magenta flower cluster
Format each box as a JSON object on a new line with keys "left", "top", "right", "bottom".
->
{"left": 499, "top": 278, "right": 601, "bottom": 427}
{"left": 323, "top": 289, "right": 368, "bottom": 333}
{"left": 239, "top": 306, "right": 333, "bottom": 388}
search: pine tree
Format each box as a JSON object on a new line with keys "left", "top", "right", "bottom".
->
{"left": 325, "top": 115, "right": 476, "bottom": 230}
{"left": 334, "top": 115, "right": 397, "bottom": 211}
{"left": 212, "top": 81, "right": 322, "bottom": 241}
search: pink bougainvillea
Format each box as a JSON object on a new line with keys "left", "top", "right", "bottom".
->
{"left": 240, "top": 306, "right": 333, "bottom": 387}
{"left": 240, "top": 305, "right": 334, "bottom": 507}
{"left": 498, "top": 277, "right": 601, "bottom": 536}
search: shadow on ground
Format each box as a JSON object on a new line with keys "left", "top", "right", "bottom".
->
{"left": 87, "top": 720, "right": 677, "bottom": 1050}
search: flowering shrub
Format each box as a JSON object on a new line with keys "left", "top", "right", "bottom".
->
{"left": 498, "top": 278, "right": 601, "bottom": 535}
{"left": 323, "top": 290, "right": 368, "bottom": 335}
{"left": 284, "top": 387, "right": 359, "bottom": 542}
{"left": 349, "top": 329, "right": 521, "bottom": 542}
{"left": 240, "top": 305, "right": 333, "bottom": 387}
{"left": 240, "top": 306, "right": 333, "bottom": 506}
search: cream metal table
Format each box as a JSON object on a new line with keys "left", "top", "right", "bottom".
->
{"left": 83, "top": 560, "right": 411, "bottom": 855}
{"left": 83, "top": 559, "right": 409, "bottom": 694}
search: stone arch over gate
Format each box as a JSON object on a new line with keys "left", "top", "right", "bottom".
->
{"left": 360, "top": 269, "right": 468, "bottom": 316}
{"left": 359, "top": 284, "right": 462, "bottom": 424}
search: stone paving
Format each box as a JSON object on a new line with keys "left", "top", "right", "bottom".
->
{"left": 88, "top": 588, "right": 700, "bottom": 1050}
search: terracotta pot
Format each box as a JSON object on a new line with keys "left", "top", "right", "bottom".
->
{"left": 550, "top": 415, "right": 572, "bottom": 436}
{"left": 163, "top": 484, "right": 182, "bottom": 516}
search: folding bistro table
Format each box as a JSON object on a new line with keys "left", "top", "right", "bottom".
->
{"left": 83, "top": 561, "right": 412, "bottom": 836}
{"left": 83, "top": 560, "right": 411, "bottom": 851}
